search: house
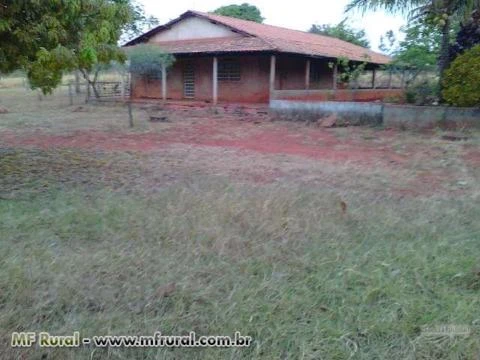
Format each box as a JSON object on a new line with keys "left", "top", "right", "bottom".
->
{"left": 125, "top": 10, "right": 402, "bottom": 104}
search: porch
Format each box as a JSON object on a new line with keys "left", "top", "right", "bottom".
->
{"left": 131, "top": 53, "right": 404, "bottom": 104}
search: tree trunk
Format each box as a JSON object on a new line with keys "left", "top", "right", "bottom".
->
{"left": 86, "top": 82, "right": 90, "bottom": 103}
{"left": 438, "top": 17, "right": 451, "bottom": 100}
{"left": 80, "top": 69, "right": 100, "bottom": 102}
{"left": 74, "top": 71, "right": 81, "bottom": 94}
{"left": 90, "top": 69, "right": 101, "bottom": 99}
{"left": 88, "top": 80, "right": 100, "bottom": 99}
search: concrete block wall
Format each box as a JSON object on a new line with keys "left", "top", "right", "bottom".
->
{"left": 269, "top": 100, "right": 384, "bottom": 125}
{"left": 384, "top": 105, "right": 480, "bottom": 129}
{"left": 270, "top": 100, "right": 480, "bottom": 129}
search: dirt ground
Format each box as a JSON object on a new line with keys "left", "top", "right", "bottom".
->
{"left": 0, "top": 87, "right": 479, "bottom": 198}
{"left": 1, "top": 105, "right": 479, "bottom": 196}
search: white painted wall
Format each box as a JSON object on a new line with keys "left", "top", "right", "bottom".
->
{"left": 149, "top": 17, "right": 241, "bottom": 42}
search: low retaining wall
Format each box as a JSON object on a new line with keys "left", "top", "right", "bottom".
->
{"left": 270, "top": 100, "right": 480, "bottom": 129}
{"left": 384, "top": 105, "right": 480, "bottom": 129}
{"left": 270, "top": 100, "right": 384, "bottom": 125}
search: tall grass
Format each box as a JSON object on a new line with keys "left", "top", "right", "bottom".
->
{"left": 1, "top": 180, "right": 479, "bottom": 359}
{"left": 0, "top": 85, "right": 479, "bottom": 359}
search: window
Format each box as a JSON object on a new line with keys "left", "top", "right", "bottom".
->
{"left": 218, "top": 59, "right": 241, "bottom": 81}
{"left": 183, "top": 63, "right": 195, "bottom": 98}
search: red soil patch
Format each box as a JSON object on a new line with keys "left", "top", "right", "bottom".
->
{"left": 463, "top": 148, "right": 480, "bottom": 167}
{"left": 0, "top": 118, "right": 407, "bottom": 166}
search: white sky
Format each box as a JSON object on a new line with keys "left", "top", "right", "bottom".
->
{"left": 139, "top": 0, "right": 407, "bottom": 51}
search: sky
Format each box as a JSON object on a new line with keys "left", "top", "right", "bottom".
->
{"left": 139, "top": 0, "right": 407, "bottom": 51}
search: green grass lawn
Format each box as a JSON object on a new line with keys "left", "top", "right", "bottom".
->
{"left": 1, "top": 87, "right": 479, "bottom": 359}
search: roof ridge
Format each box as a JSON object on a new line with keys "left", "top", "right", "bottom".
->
{"left": 189, "top": 10, "right": 279, "bottom": 51}
{"left": 195, "top": 10, "right": 376, "bottom": 53}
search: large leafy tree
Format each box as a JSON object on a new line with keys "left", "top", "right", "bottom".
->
{"left": 449, "top": 9, "right": 480, "bottom": 59}
{"left": 212, "top": 3, "right": 264, "bottom": 23}
{"left": 346, "top": 0, "right": 480, "bottom": 91}
{"left": 309, "top": 19, "right": 370, "bottom": 47}
{"left": 383, "top": 21, "right": 441, "bottom": 71}
{"left": 0, "top": 0, "right": 146, "bottom": 94}
{"left": 121, "top": 1, "right": 159, "bottom": 43}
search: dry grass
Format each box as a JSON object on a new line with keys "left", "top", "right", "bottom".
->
{"left": 1, "top": 83, "right": 479, "bottom": 359}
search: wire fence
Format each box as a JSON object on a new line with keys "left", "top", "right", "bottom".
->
{"left": 355, "top": 69, "right": 436, "bottom": 89}
{"left": 88, "top": 80, "right": 131, "bottom": 101}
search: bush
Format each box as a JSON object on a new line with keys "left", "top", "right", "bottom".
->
{"left": 126, "top": 44, "right": 174, "bottom": 79}
{"left": 405, "top": 80, "right": 439, "bottom": 106}
{"left": 443, "top": 45, "right": 480, "bottom": 107}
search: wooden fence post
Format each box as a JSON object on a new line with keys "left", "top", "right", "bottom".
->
{"left": 68, "top": 83, "right": 73, "bottom": 106}
{"left": 401, "top": 70, "right": 406, "bottom": 89}
{"left": 75, "top": 71, "right": 81, "bottom": 94}
{"left": 127, "top": 102, "right": 134, "bottom": 128}
{"left": 85, "top": 83, "right": 90, "bottom": 104}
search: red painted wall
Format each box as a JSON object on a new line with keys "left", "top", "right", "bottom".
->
{"left": 218, "top": 56, "right": 270, "bottom": 103}
{"left": 131, "top": 55, "right": 344, "bottom": 103}
{"left": 309, "top": 60, "right": 335, "bottom": 89}
{"left": 133, "top": 54, "right": 325, "bottom": 103}
{"left": 133, "top": 55, "right": 271, "bottom": 103}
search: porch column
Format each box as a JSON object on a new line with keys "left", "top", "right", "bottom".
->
{"left": 305, "top": 59, "right": 311, "bottom": 90}
{"left": 213, "top": 56, "right": 218, "bottom": 105}
{"left": 372, "top": 68, "right": 376, "bottom": 89}
{"left": 332, "top": 63, "right": 338, "bottom": 90}
{"left": 269, "top": 55, "right": 276, "bottom": 99}
{"left": 161, "top": 62, "right": 167, "bottom": 102}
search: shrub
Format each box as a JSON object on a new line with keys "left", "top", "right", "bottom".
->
{"left": 443, "top": 45, "right": 480, "bottom": 107}
{"left": 127, "top": 44, "right": 174, "bottom": 80}
{"left": 405, "top": 80, "right": 439, "bottom": 106}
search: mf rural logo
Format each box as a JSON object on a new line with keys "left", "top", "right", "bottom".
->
{"left": 12, "top": 332, "right": 81, "bottom": 347}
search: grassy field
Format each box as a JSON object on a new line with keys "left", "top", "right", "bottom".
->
{"left": 1, "top": 85, "right": 479, "bottom": 359}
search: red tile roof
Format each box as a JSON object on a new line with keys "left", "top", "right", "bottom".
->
{"left": 145, "top": 37, "right": 275, "bottom": 54}
{"left": 125, "top": 10, "right": 391, "bottom": 65}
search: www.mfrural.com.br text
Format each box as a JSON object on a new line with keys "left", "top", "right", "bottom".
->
{"left": 11, "top": 331, "right": 252, "bottom": 348}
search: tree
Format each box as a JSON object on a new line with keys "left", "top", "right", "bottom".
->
{"left": 121, "top": 1, "right": 160, "bottom": 43}
{"left": 0, "top": 0, "right": 140, "bottom": 95}
{"left": 379, "top": 21, "right": 443, "bottom": 103}
{"left": 443, "top": 44, "right": 480, "bottom": 106}
{"left": 379, "top": 30, "right": 398, "bottom": 54}
{"left": 449, "top": 9, "right": 480, "bottom": 59}
{"left": 381, "top": 21, "right": 443, "bottom": 104}
{"left": 212, "top": 3, "right": 264, "bottom": 23}
{"left": 127, "top": 44, "right": 175, "bottom": 79}
{"left": 309, "top": 19, "right": 370, "bottom": 48}
{"left": 393, "top": 21, "right": 441, "bottom": 72}
{"left": 0, "top": 1, "right": 76, "bottom": 76}
{"left": 346, "top": 0, "right": 480, "bottom": 94}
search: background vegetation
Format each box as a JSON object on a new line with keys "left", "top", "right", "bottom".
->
{"left": 212, "top": 3, "right": 264, "bottom": 23}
